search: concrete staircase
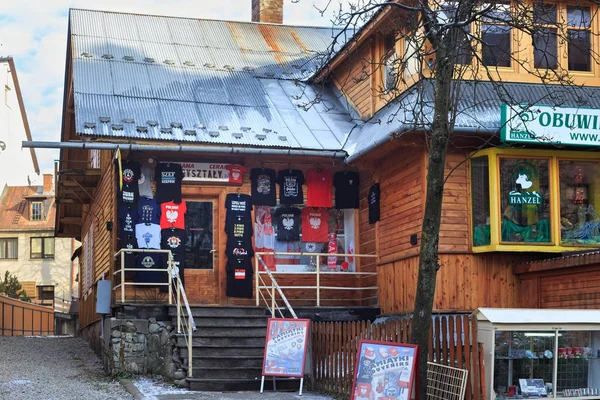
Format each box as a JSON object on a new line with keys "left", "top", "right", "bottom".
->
{"left": 170, "top": 306, "right": 277, "bottom": 391}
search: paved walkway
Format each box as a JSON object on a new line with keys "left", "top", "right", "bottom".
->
{"left": 0, "top": 336, "right": 333, "bottom": 400}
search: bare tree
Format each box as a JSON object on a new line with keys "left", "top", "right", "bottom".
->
{"left": 299, "top": 0, "right": 600, "bottom": 397}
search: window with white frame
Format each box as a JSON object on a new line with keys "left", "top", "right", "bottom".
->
{"left": 31, "top": 201, "right": 43, "bottom": 221}
{"left": 90, "top": 149, "right": 100, "bottom": 168}
{"left": 82, "top": 223, "right": 94, "bottom": 295}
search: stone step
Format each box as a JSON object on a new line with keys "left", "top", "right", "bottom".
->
{"left": 169, "top": 306, "right": 267, "bottom": 318}
{"left": 187, "top": 377, "right": 300, "bottom": 392}
{"left": 180, "top": 346, "right": 265, "bottom": 358}
{"left": 177, "top": 336, "right": 266, "bottom": 348}
{"left": 171, "top": 316, "right": 268, "bottom": 328}
{"left": 192, "top": 356, "right": 263, "bottom": 369}
{"left": 184, "top": 326, "right": 266, "bottom": 338}
{"left": 191, "top": 366, "right": 263, "bottom": 380}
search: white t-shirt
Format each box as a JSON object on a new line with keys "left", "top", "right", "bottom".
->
{"left": 135, "top": 223, "right": 161, "bottom": 249}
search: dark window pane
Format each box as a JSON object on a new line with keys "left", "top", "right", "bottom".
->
{"left": 534, "top": 28, "right": 558, "bottom": 69}
{"left": 471, "top": 157, "right": 490, "bottom": 246}
{"left": 534, "top": 3, "right": 557, "bottom": 25}
{"left": 185, "top": 201, "right": 214, "bottom": 269}
{"left": 454, "top": 26, "right": 472, "bottom": 65}
{"left": 481, "top": 0, "right": 510, "bottom": 22}
{"left": 568, "top": 29, "right": 591, "bottom": 71}
{"left": 567, "top": 6, "right": 591, "bottom": 28}
{"left": 482, "top": 24, "right": 511, "bottom": 67}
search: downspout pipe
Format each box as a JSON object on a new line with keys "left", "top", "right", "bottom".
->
{"left": 344, "top": 125, "right": 499, "bottom": 164}
{"left": 22, "top": 141, "right": 348, "bottom": 159}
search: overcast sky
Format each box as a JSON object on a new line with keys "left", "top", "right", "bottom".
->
{"left": 0, "top": 0, "right": 341, "bottom": 175}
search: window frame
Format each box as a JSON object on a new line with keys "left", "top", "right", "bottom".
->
{"left": 479, "top": 0, "right": 513, "bottom": 68}
{"left": 0, "top": 238, "right": 18, "bottom": 259}
{"left": 532, "top": 2, "right": 595, "bottom": 74}
{"left": 30, "top": 237, "right": 55, "bottom": 259}
{"left": 470, "top": 148, "right": 600, "bottom": 253}
{"left": 30, "top": 201, "right": 43, "bottom": 221}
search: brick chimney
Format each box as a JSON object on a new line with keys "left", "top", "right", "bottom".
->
{"left": 43, "top": 174, "right": 53, "bottom": 193}
{"left": 252, "top": 0, "right": 283, "bottom": 24}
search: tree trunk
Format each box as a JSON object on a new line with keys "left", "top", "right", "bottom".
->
{"left": 411, "top": 45, "right": 454, "bottom": 399}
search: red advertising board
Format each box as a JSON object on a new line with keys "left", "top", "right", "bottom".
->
{"left": 262, "top": 318, "right": 311, "bottom": 378}
{"left": 351, "top": 340, "right": 418, "bottom": 400}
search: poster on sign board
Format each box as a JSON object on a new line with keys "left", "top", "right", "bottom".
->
{"left": 351, "top": 340, "right": 418, "bottom": 400}
{"left": 262, "top": 318, "right": 310, "bottom": 378}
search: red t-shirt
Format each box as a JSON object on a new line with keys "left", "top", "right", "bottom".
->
{"left": 226, "top": 164, "right": 247, "bottom": 184}
{"left": 306, "top": 169, "right": 332, "bottom": 208}
{"left": 301, "top": 207, "right": 329, "bottom": 243}
{"left": 160, "top": 201, "right": 187, "bottom": 230}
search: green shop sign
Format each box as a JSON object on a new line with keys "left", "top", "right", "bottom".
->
{"left": 501, "top": 104, "right": 600, "bottom": 146}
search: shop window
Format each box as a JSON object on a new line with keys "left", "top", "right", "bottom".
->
{"left": 471, "top": 157, "right": 491, "bottom": 246}
{"left": 481, "top": 0, "right": 511, "bottom": 67}
{"left": 184, "top": 201, "right": 214, "bottom": 270}
{"left": 263, "top": 205, "right": 355, "bottom": 272}
{"left": 567, "top": 6, "right": 591, "bottom": 72}
{"left": 383, "top": 35, "right": 397, "bottom": 92}
{"left": 31, "top": 201, "right": 43, "bottom": 221}
{"left": 499, "top": 158, "right": 551, "bottom": 243}
{"left": 0, "top": 238, "right": 18, "bottom": 259}
{"left": 533, "top": 3, "right": 559, "bottom": 69}
{"left": 559, "top": 160, "right": 600, "bottom": 245}
{"left": 30, "top": 237, "right": 55, "bottom": 259}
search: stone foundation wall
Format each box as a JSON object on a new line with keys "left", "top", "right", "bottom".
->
{"left": 104, "top": 317, "right": 187, "bottom": 386}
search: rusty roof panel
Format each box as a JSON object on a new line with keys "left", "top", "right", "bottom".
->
{"left": 167, "top": 17, "right": 207, "bottom": 47}
{"left": 0, "top": 186, "right": 56, "bottom": 231}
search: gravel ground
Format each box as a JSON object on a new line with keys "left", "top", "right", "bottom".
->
{"left": 0, "top": 336, "right": 133, "bottom": 400}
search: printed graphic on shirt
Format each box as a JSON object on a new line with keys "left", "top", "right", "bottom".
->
{"left": 230, "top": 200, "right": 249, "bottom": 213}
{"left": 368, "top": 183, "right": 381, "bottom": 224}
{"left": 123, "top": 168, "right": 135, "bottom": 183}
{"left": 226, "top": 164, "right": 247, "bottom": 184}
{"left": 235, "top": 269, "right": 245, "bottom": 279}
{"left": 283, "top": 176, "right": 298, "bottom": 197}
{"left": 161, "top": 171, "right": 176, "bottom": 184}
{"left": 251, "top": 168, "right": 277, "bottom": 206}
{"left": 166, "top": 209, "right": 178, "bottom": 223}
{"left": 282, "top": 217, "right": 294, "bottom": 230}
{"left": 141, "top": 256, "right": 155, "bottom": 268}
{"left": 138, "top": 172, "right": 146, "bottom": 185}
{"left": 256, "top": 174, "right": 271, "bottom": 194}
{"left": 166, "top": 236, "right": 181, "bottom": 248}
{"left": 274, "top": 207, "right": 301, "bottom": 242}
{"left": 119, "top": 207, "right": 135, "bottom": 234}
{"left": 136, "top": 223, "right": 161, "bottom": 249}
{"left": 122, "top": 191, "right": 135, "bottom": 203}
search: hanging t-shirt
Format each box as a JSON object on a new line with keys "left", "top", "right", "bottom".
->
{"left": 306, "top": 169, "right": 332, "bottom": 208}
{"left": 135, "top": 253, "right": 163, "bottom": 284}
{"left": 225, "top": 193, "right": 252, "bottom": 218}
{"left": 278, "top": 169, "right": 305, "bottom": 205}
{"left": 135, "top": 223, "right": 161, "bottom": 249}
{"left": 225, "top": 215, "right": 253, "bottom": 239}
{"left": 368, "top": 183, "right": 381, "bottom": 224}
{"left": 250, "top": 168, "right": 277, "bottom": 206}
{"left": 155, "top": 163, "right": 184, "bottom": 204}
{"left": 161, "top": 228, "right": 187, "bottom": 286}
{"left": 119, "top": 205, "right": 136, "bottom": 236}
{"left": 334, "top": 171, "right": 360, "bottom": 209}
{"left": 226, "top": 263, "right": 253, "bottom": 298}
{"left": 137, "top": 197, "right": 160, "bottom": 225}
{"left": 160, "top": 201, "right": 187, "bottom": 230}
{"left": 118, "top": 159, "right": 141, "bottom": 205}
{"left": 138, "top": 165, "right": 154, "bottom": 199}
{"left": 118, "top": 231, "right": 137, "bottom": 267}
{"left": 274, "top": 207, "right": 301, "bottom": 242}
{"left": 301, "top": 207, "right": 329, "bottom": 243}
{"left": 226, "top": 164, "right": 247, "bottom": 184}
{"left": 226, "top": 238, "right": 254, "bottom": 267}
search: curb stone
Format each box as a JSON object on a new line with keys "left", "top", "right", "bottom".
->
{"left": 120, "top": 378, "right": 145, "bottom": 400}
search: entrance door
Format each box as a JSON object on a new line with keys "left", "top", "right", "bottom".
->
{"left": 184, "top": 198, "right": 220, "bottom": 304}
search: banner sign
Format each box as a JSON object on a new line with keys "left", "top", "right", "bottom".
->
{"left": 176, "top": 162, "right": 242, "bottom": 184}
{"left": 501, "top": 104, "right": 600, "bottom": 147}
{"left": 262, "top": 318, "right": 310, "bottom": 378}
{"left": 351, "top": 340, "right": 418, "bottom": 400}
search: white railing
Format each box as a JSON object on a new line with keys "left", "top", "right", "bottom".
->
{"left": 53, "top": 297, "right": 72, "bottom": 313}
{"left": 113, "top": 249, "right": 196, "bottom": 378}
{"left": 254, "top": 252, "right": 378, "bottom": 313}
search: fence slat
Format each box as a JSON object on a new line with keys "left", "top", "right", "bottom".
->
{"left": 449, "top": 315, "right": 455, "bottom": 367}
{"left": 434, "top": 317, "right": 441, "bottom": 363}
{"left": 471, "top": 316, "right": 481, "bottom": 400}
{"left": 463, "top": 315, "right": 473, "bottom": 400}
{"left": 441, "top": 317, "right": 448, "bottom": 365}
{"left": 456, "top": 315, "right": 463, "bottom": 369}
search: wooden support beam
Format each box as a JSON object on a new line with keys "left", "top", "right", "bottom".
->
{"left": 59, "top": 217, "right": 81, "bottom": 225}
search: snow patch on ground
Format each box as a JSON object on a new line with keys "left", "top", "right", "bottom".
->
{"left": 24, "top": 335, "right": 74, "bottom": 338}
{"left": 9, "top": 380, "right": 31, "bottom": 385}
{"left": 133, "top": 376, "right": 188, "bottom": 399}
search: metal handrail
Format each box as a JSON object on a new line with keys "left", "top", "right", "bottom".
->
{"left": 255, "top": 251, "right": 378, "bottom": 308}
{"left": 112, "top": 248, "right": 196, "bottom": 378}
{"left": 255, "top": 254, "right": 298, "bottom": 319}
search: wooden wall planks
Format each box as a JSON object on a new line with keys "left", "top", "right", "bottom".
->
{"left": 331, "top": 42, "right": 373, "bottom": 119}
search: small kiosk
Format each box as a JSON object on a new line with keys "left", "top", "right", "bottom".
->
{"left": 475, "top": 308, "right": 600, "bottom": 399}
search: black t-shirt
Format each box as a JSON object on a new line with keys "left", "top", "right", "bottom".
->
{"left": 155, "top": 163, "right": 184, "bottom": 204}
{"left": 119, "top": 205, "right": 137, "bottom": 236}
{"left": 226, "top": 263, "right": 253, "bottom": 298}
{"left": 225, "top": 193, "right": 253, "bottom": 228}
{"left": 135, "top": 253, "right": 164, "bottom": 284}
{"left": 118, "top": 159, "right": 141, "bottom": 205}
{"left": 118, "top": 230, "right": 137, "bottom": 267}
{"left": 274, "top": 207, "right": 301, "bottom": 242}
{"left": 225, "top": 214, "right": 253, "bottom": 239}
{"left": 138, "top": 197, "right": 161, "bottom": 225}
{"left": 161, "top": 228, "right": 187, "bottom": 285}
{"left": 278, "top": 169, "right": 305, "bottom": 205}
{"left": 251, "top": 168, "right": 277, "bottom": 206}
{"left": 334, "top": 171, "right": 360, "bottom": 209}
{"left": 368, "top": 183, "right": 380, "bottom": 224}
{"left": 226, "top": 238, "right": 254, "bottom": 268}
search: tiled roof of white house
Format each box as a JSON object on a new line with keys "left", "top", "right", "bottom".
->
{"left": 69, "top": 8, "right": 359, "bottom": 150}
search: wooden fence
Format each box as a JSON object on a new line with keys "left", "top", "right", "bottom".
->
{"left": 311, "top": 314, "right": 485, "bottom": 399}
{"left": 0, "top": 294, "right": 55, "bottom": 336}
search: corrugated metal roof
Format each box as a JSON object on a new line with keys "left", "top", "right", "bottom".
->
{"left": 344, "top": 79, "right": 600, "bottom": 159}
{"left": 69, "top": 8, "right": 358, "bottom": 151}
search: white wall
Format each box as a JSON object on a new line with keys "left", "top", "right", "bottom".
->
{"left": 0, "top": 231, "right": 74, "bottom": 302}
{"left": 0, "top": 61, "right": 39, "bottom": 187}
